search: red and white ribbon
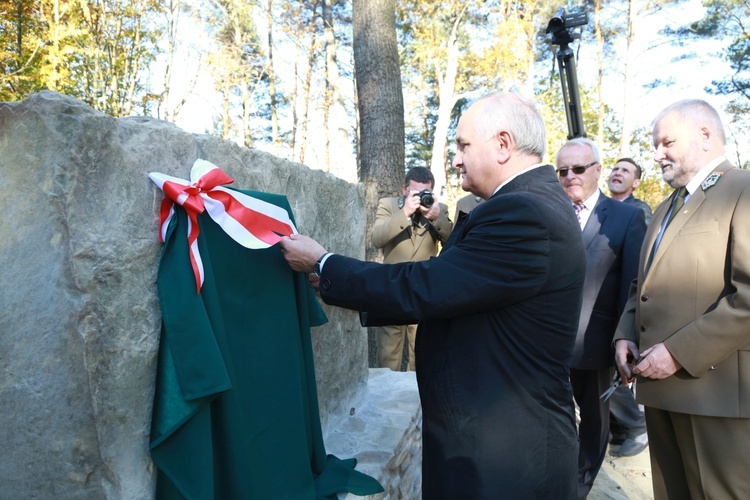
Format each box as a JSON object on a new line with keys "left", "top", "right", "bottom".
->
{"left": 149, "top": 159, "right": 297, "bottom": 292}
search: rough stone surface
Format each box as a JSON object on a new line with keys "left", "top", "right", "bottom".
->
{"left": 326, "top": 369, "right": 422, "bottom": 500}
{"left": 0, "top": 91, "right": 369, "bottom": 498}
{"left": 0, "top": 91, "right": 655, "bottom": 500}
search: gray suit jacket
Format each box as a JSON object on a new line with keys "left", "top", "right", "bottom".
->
{"left": 615, "top": 162, "right": 750, "bottom": 417}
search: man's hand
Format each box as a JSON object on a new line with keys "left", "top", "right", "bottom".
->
{"left": 402, "top": 190, "right": 422, "bottom": 218}
{"left": 419, "top": 195, "right": 442, "bottom": 222}
{"left": 279, "top": 234, "right": 327, "bottom": 273}
{"left": 634, "top": 343, "right": 681, "bottom": 380}
{"left": 615, "top": 339, "right": 640, "bottom": 384}
{"left": 307, "top": 273, "right": 320, "bottom": 293}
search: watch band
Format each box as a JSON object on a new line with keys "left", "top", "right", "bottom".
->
{"left": 313, "top": 252, "right": 329, "bottom": 278}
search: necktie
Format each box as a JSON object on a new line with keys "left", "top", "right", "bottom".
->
{"left": 666, "top": 187, "right": 687, "bottom": 226}
{"left": 573, "top": 202, "right": 584, "bottom": 223}
{"left": 648, "top": 186, "right": 688, "bottom": 270}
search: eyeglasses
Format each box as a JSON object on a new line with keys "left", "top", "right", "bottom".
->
{"left": 557, "top": 161, "right": 598, "bottom": 177}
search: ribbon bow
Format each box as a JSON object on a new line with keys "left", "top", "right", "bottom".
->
{"left": 149, "top": 159, "right": 297, "bottom": 292}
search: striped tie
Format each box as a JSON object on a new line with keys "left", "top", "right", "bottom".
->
{"left": 574, "top": 202, "right": 584, "bottom": 223}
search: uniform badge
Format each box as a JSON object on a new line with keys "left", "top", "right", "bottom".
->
{"left": 701, "top": 172, "right": 722, "bottom": 191}
{"left": 398, "top": 197, "right": 405, "bottom": 209}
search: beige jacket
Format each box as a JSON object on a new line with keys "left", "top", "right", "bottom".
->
{"left": 371, "top": 196, "right": 453, "bottom": 264}
{"left": 615, "top": 162, "right": 750, "bottom": 417}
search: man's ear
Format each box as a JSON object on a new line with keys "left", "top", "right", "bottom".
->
{"left": 700, "top": 126, "right": 713, "bottom": 152}
{"left": 497, "top": 130, "right": 514, "bottom": 163}
{"left": 632, "top": 178, "right": 641, "bottom": 190}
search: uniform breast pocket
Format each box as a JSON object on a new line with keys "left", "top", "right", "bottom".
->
{"left": 679, "top": 221, "right": 718, "bottom": 236}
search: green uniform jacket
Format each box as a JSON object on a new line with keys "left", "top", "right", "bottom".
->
{"left": 150, "top": 188, "right": 382, "bottom": 499}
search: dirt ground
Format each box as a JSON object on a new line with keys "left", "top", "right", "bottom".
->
{"left": 589, "top": 444, "right": 654, "bottom": 499}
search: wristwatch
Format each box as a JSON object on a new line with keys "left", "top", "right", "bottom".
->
{"left": 313, "top": 253, "right": 329, "bottom": 278}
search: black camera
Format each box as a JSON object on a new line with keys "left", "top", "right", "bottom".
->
{"left": 415, "top": 189, "right": 434, "bottom": 208}
{"left": 546, "top": 8, "right": 588, "bottom": 35}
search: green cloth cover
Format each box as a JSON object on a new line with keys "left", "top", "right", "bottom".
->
{"left": 149, "top": 188, "right": 383, "bottom": 499}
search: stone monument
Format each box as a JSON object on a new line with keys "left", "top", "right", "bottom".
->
{"left": 0, "top": 92, "right": 420, "bottom": 499}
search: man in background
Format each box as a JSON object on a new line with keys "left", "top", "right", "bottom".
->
{"left": 606, "top": 157, "right": 652, "bottom": 457}
{"left": 615, "top": 99, "right": 750, "bottom": 499}
{"left": 556, "top": 138, "right": 646, "bottom": 498}
{"left": 280, "top": 92, "right": 584, "bottom": 498}
{"left": 608, "top": 157, "right": 652, "bottom": 224}
{"left": 371, "top": 167, "right": 452, "bottom": 371}
{"left": 453, "top": 193, "right": 484, "bottom": 221}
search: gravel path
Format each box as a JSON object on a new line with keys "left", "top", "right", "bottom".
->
{"left": 589, "top": 445, "right": 654, "bottom": 499}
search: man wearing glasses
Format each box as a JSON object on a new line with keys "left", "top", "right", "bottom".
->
{"left": 556, "top": 138, "right": 647, "bottom": 498}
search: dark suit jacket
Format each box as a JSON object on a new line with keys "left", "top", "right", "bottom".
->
{"left": 622, "top": 194, "right": 653, "bottom": 225}
{"left": 572, "top": 193, "right": 646, "bottom": 370}
{"left": 615, "top": 162, "right": 750, "bottom": 417}
{"left": 318, "top": 166, "right": 585, "bottom": 499}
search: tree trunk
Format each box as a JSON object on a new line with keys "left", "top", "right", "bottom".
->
{"left": 299, "top": 0, "right": 320, "bottom": 165}
{"left": 429, "top": 5, "right": 467, "bottom": 197}
{"left": 222, "top": 78, "right": 231, "bottom": 139}
{"left": 619, "top": 0, "right": 638, "bottom": 157}
{"left": 352, "top": 0, "right": 404, "bottom": 264}
{"left": 595, "top": 0, "right": 605, "bottom": 147}
{"left": 323, "top": 0, "right": 332, "bottom": 172}
{"left": 323, "top": 0, "right": 356, "bottom": 182}
{"left": 161, "top": 0, "right": 179, "bottom": 122}
{"left": 353, "top": 0, "right": 404, "bottom": 368}
{"left": 266, "top": 0, "right": 279, "bottom": 152}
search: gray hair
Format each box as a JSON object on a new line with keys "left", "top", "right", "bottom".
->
{"left": 652, "top": 99, "right": 726, "bottom": 145}
{"left": 556, "top": 137, "right": 602, "bottom": 164}
{"left": 472, "top": 92, "right": 547, "bottom": 159}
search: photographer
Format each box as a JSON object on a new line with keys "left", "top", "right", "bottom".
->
{"left": 371, "top": 167, "right": 453, "bottom": 371}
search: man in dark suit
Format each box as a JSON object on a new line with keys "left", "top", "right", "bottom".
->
{"left": 556, "top": 138, "right": 646, "bottom": 498}
{"left": 280, "top": 92, "right": 585, "bottom": 498}
{"left": 614, "top": 99, "right": 750, "bottom": 499}
{"left": 607, "top": 157, "right": 652, "bottom": 457}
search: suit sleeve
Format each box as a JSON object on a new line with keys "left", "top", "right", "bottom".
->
{"left": 319, "top": 194, "right": 554, "bottom": 323}
{"left": 430, "top": 202, "right": 453, "bottom": 242}
{"left": 619, "top": 209, "right": 647, "bottom": 314}
{"left": 614, "top": 280, "right": 640, "bottom": 345}
{"left": 664, "top": 182, "right": 750, "bottom": 376}
{"left": 371, "top": 198, "right": 409, "bottom": 249}
{"left": 638, "top": 201, "right": 653, "bottom": 226}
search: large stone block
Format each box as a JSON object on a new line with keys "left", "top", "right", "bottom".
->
{"left": 0, "top": 91, "right": 368, "bottom": 498}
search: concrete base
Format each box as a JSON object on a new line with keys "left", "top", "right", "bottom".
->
{"left": 325, "top": 368, "right": 422, "bottom": 500}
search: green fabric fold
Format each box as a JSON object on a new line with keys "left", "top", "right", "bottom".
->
{"left": 149, "top": 189, "right": 383, "bottom": 499}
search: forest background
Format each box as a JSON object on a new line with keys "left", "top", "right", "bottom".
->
{"left": 3, "top": 0, "right": 749, "bottom": 233}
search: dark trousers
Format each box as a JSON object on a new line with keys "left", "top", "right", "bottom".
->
{"left": 609, "top": 384, "right": 646, "bottom": 439}
{"left": 570, "top": 367, "right": 611, "bottom": 499}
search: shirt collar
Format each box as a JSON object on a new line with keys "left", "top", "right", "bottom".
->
{"left": 685, "top": 155, "right": 726, "bottom": 195}
{"left": 491, "top": 163, "right": 544, "bottom": 196}
{"left": 579, "top": 188, "right": 600, "bottom": 210}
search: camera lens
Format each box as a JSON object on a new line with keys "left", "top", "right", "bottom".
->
{"left": 419, "top": 190, "right": 434, "bottom": 208}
